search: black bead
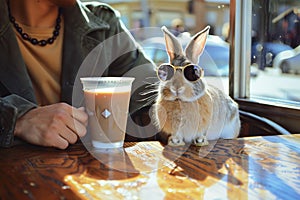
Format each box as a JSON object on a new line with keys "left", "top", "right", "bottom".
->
{"left": 55, "top": 24, "right": 60, "bottom": 30}
{"left": 16, "top": 27, "right": 22, "bottom": 33}
{"left": 39, "top": 40, "right": 47, "bottom": 46}
{"left": 22, "top": 33, "right": 29, "bottom": 40}
{"left": 53, "top": 30, "right": 59, "bottom": 37}
{"left": 9, "top": 16, "right": 15, "bottom": 22}
{"left": 30, "top": 38, "right": 38, "bottom": 45}
{"left": 47, "top": 38, "right": 54, "bottom": 44}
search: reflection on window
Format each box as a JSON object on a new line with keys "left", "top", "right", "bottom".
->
{"left": 251, "top": 0, "right": 300, "bottom": 105}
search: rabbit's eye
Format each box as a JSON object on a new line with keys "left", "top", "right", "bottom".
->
{"left": 157, "top": 64, "right": 174, "bottom": 81}
{"left": 183, "top": 64, "right": 203, "bottom": 82}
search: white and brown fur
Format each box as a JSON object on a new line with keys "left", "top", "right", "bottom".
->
{"left": 153, "top": 26, "right": 240, "bottom": 146}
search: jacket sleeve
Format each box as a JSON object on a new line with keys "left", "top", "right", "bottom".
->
{"left": 0, "top": 94, "right": 37, "bottom": 147}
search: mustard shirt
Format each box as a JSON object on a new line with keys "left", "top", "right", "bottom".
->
{"left": 13, "top": 19, "right": 64, "bottom": 106}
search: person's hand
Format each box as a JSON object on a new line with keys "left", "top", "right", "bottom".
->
{"left": 14, "top": 103, "right": 88, "bottom": 149}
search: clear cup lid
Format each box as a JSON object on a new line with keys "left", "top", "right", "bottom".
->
{"left": 80, "top": 77, "right": 135, "bottom": 91}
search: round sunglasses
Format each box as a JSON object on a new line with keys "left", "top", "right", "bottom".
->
{"left": 156, "top": 63, "right": 204, "bottom": 82}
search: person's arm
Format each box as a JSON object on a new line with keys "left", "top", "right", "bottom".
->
{"left": 0, "top": 94, "right": 36, "bottom": 147}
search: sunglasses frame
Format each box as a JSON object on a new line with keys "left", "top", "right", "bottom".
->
{"left": 156, "top": 63, "right": 204, "bottom": 82}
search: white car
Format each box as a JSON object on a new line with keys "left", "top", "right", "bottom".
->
{"left": 273, "top": 45, "right": 300, "bottom": 74}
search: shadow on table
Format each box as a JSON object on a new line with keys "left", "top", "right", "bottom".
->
{"left": 161, "top": 139, "right": 248, "bottom": 185}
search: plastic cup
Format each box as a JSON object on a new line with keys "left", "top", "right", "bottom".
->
{"left": 80, "top": 77, "right": 135, "bottom": 149}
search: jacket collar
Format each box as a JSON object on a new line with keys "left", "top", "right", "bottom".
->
{"left": 64, "top": 1, "right": 110, "bottom": 37}
{"left": 0, "top": 0, "right": 9, "bottom": 35}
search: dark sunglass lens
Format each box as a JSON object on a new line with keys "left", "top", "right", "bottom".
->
{"left": 184, "top": 65, "right": 202, "bottom": 81}
{"left": 157, "top": 64, "right": 174, "bottom": 81}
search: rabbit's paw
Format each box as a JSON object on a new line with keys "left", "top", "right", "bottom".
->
{"left": 168, "top": 136, "right": 185, "bottom": 146}
{"left": 193, "top": 136, "right": 209, "bottom": 146}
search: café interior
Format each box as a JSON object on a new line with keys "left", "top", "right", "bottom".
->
{"left": 1, "top": 0, "right": 299, "bottom": 199}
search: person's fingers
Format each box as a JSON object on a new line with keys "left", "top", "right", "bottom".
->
{"left": 42, "top": 128, "right": 70, "bottom": 150}
{"left": 53, "top": 135, "right": 69, "bottom": 149}
{"left": 61, "top": 118, "right": 79, "bottom": 143}
{"left": 62, "top": 112, "right": 87, "bottom": 138}
{"left": 78, "top": 107, "right": 85, "bottom": 111}
{"left": 47, "top": 120, "right": 79, "bottom": 149}
{"left": 72, "top": 107, "right": 88, "bottom": 124}
{"left": 71, "top": 119, "right": 87, "bottom": 137}
{"left": 59, "top": 128, "right": 78, "bottom": 144}
{"left": 52, "top": 106, "right": 87, "bottom": 137}
{"left": 56, "top": 103, "right": 87, "bottom": 124}
{"left": 64, "top": 116, "right": 87, "bottom": 138}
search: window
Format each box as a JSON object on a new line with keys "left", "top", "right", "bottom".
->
{"left": 230, "top": 0, "right": 300, "bottom": 133}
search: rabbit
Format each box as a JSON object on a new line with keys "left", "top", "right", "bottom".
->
{"left": 153, "top": 26, "right": 241, "bottom": 147}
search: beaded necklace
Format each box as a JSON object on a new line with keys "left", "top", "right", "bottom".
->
{"left": 7, "top": 2, "right": 62, "bottom": 46}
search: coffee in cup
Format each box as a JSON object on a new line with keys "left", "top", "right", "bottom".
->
{"left": 81, "top": 77, "right": 135, "bottom": 148}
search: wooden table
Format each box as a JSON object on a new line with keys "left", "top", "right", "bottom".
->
{"left": 0, "top": 134, "right": 300, "bottom": 200}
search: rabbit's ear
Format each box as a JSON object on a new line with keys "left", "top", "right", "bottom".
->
{"left": 185, "top": 26, "right": 210, "bottom": 64}
{"left": 161, "top": 26, "right": 184, "bottom": 62}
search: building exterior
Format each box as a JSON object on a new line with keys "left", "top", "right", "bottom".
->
{"left": 100, "top": 0, "right": 230, "bottom": 37}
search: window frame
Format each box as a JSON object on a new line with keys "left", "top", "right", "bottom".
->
{"left": 229, "top": 0, "right": 300, "bottom": 133}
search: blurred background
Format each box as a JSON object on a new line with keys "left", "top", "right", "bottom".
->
{"left": 94, "top": 0, "right": 300, "bottom": 104}
{"left": 101, "top": 0, "right": 230, "bottom": 39}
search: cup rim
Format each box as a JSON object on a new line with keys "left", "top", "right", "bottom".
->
{"left": 80, "top": 77, "right": 135, "bottom": 83}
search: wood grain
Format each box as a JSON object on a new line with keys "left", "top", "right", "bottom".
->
{"left": 0, "top": 135, "right": 299, "bottom": 200}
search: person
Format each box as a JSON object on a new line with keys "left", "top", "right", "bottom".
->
{"left": 170, "top": 18, "right": 185, "bottom": 37}
{"left": 0, "top": 0, "right": 157, "bottom": 149}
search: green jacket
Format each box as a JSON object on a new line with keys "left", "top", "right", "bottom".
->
{"left": 0, "top": 0, "right": 157, "bottom": 147}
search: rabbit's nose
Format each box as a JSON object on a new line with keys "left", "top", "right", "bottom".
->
{"left": 170, "top": 86, "right": 185, "bottom": 96}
